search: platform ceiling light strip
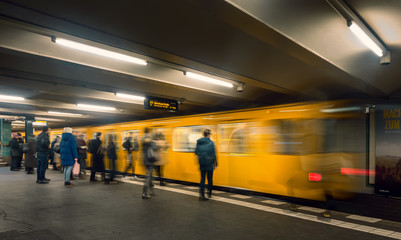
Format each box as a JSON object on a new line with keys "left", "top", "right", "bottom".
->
{"left": 0, "top": 94, "right": 25, "bottom": 101}
{"left": 184, "top": 72, "right": 234, "bottom": 88}
{"left": 348, "top": 21, "right": 383, "bottom": 57}
{"left": 48, "top": 111, "right": 83, "bottom": 117}
{"left": 326, "top": 0, "right": 389, "bottom": 62}
{"left": 77, "top": 104, "right": 116, "bottom": 111}
{"left": 115, "top": 93, "right": 145, "bottom": 101}
{"left": 53, "top": 37, "right": 147, "bottom": 65}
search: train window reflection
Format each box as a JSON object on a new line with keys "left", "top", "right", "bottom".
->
{"left": 321, "top": 119, "right": 365, "bottom": 153}
{"left": 173, "top": 125, "right": 214, "bottom": 152}
{"left": 218, "top": 123, "right": 247, "bottom": 153}
{"left": 269, "top": 120, "right": 305, "bottom": 155}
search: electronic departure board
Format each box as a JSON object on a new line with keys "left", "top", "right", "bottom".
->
{"left": 144, "top": 96, "right": 178, "bottom": 112}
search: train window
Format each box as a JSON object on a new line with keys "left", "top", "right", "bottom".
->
{"left": 321, "top": 119, "right": 365, "bottom": 153}
{"left": 173, "top": 126, "right": 214, "bottom": 152}
{"left": 122, "top": 130, "right": 140, "bottom": 151}
{"left": 267, "top": 120, "right": 305, "bottom": 155}
{"left": 218, "top": 123, "right": 248, "bottom": 153}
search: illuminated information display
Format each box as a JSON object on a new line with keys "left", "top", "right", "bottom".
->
{"left": 144, "top": 96, "right": 178, "bottom": 112}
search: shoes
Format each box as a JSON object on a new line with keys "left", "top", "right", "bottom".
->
{"left": 36, "top": 180, "right": 49, "bottom": 184}
{"left": 64, "top": 181, "right": 73, "bottom": 186}
{"left": 90, "top": 179, "right": 98, "bottom": 182}
{"left": 27, "top": 171, "right": 34, "bottom": 174}
{"left": 160, "top": 182, "right": 166, "bottom": 186}
{"left": 10, "top": 169, "right": 19, "bottom": 171}
{"left": 44, "top": 178, "right": 51, "bottom": 181}
{"left": 199, "top": 196, "right": 209, "bottom": 201}
{"left": 142, "top": 194, "right": 152, "bottom": 199}
{"left": 322, "top": 211, "right": 332, "bottom": 218}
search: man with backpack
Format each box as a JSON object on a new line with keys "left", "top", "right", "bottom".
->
{"left": 195, "top": 129, "right": 217, "bottom": 201}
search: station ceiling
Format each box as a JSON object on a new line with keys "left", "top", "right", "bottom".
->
{"left": 0, "top": 0, "right": 400, "bottom": 129}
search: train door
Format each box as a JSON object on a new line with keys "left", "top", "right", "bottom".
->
{"left": 217, "top": 122, "right": 258, "bottom": 189}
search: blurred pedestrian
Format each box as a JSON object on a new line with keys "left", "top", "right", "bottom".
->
{"left": 195, "top": 129, "right": 217, "bottom": 201}
{"left": 50, "top": 136, "right": 59, "bottom": 170}
{"left": 122, "top": 135, "right": 139, "bottom": 178}
{"left": 153, "top": 132, "right": 169, "bottom": 186}
{"left": 60, "top": 127, "right": 78, "bottom": 186}
{"left": 89, "top": 132, "right": 105, "bottom": 182}
{"left": 24, "top": 135, "right": 36, "bottom": 174}
{"left": 52, "top": 136, "right": 61, "bottom": 171}
{"left": 35, "top": 126, "right": 51, "bottom": 184}
{"left": 106, "top": 135, "right": 117, "bottom": 182}
{"left": 76, "top": 134, "right": 87, "bottom": 175}
{"left": 141, "top": 127, "right": 159, "bottom": 199}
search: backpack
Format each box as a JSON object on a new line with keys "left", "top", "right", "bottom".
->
{"left": 53, "top": 144, "right": 60, "bottom": 153}
{"left": 122, "top": 140, "right": 130, "bottom": 150}
{"left": 87, "top": 139, "right": 95, "bottom": 154}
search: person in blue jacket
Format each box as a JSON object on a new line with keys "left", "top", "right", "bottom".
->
{"left": 195, "top": 129, "right": 218, "bottom": 201}
{"left": 60, "top": 127, "right": 78, "bottom": 186}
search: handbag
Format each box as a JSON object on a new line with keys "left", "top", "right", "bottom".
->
{"left": 73, "top": 162, "right": 80, "bottom": 175}
{"left": 147, "top": 147, "right": 157, "bottom": 163}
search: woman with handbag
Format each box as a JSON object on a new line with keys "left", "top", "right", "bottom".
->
{"left": 60, "top": 127, "right": 78, "bottom": 186}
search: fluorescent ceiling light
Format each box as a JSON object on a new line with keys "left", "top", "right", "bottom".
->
{"left": 54, "top": 37, "right": 147, "bottom": 65}
{"left": 185, "top": 72, "right": 234, "bottom": 88}
{"left": 0, "top": 94, "right": 25, "bottom": 101}
{"left": 33, "top": 121, "right": 47, "bottom": 126}
{"left": 77, "top": 103, "right": 116, "bottom": 111}
{"left": 115, "top": 93, "right": 145, "bottom": 101}
{"left": 36, "top": 117, "right": 65, "bottom": 122}
{"left": 48, "top": 111, "right": 83, "bottom": 117}
{"left": 349, "top": 21, "right": 383, "bottom": 57}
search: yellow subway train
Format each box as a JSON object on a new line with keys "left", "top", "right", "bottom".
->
{"left": 52, "top": 100, "right": 368, "bottom": 201}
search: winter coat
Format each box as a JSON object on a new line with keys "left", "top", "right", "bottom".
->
{"left": 153, "top": 139, "right": 169, "bottom": 166}
{"left": 107, "top": 142, "right": 117, "bottom": 160}
{"left": 24, "top": 138, "right": 37, "bottom": 168}
{"left": 141, "top": 134, "right": 155, "bottom": 166}
{"left": 8, "top": 138, "right": 21, "bottom": 157}
{"left": 90, "top": 138, "right": 105, "bottom": 171}
{"left": 195, "top": 137, "right": 217, "bottom": 171}
{"left": 60, "top": 132, "right": 78, "bottom": 166}
{"left": 76, "top": 138, "right": 87, "bottom": 160}
{"left": 36, "top": 131, "right": 50, "bottom": 153}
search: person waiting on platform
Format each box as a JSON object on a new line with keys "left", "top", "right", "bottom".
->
{"left": 153, "top": 132, "right": 169, "bottom": 186}
{"left": 24, "top": 135, "right": 36, "bottom": 174}
{"left": 195, "top": 129, "right": 217, "bottom": 201}
{"left": 141, "top": 127, "right": 159, "bottom": 199}
{"left": 122, "top": 135, "right": 139, "bottom": 179}
{"left": 17, "top": 133, "right": 24, "bottom": 169}
{"left": 89, "top": 132, "right": 105, "bottom": 182}
{"left": 106, "top": 135, "right": 117, "bottom": 182}
{"left": 60, "top": 127, "right": 78, "bottom": 186}
{"left": 76, "top": 134, "right": 88, "bottom": 176}
{"left": 35, "top": 126, "right": 51, "bottom": 184}
{"left": 6, "top": 133, "right": 21, "bottom": 171}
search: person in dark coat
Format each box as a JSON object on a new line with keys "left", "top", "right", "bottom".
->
{"left": 195, "top": 129, "right": 217, "bottom": 201}
{"left": 89, "top": 132, "right": 105, "bottom": 182}
{"left": 35, "top": 126, "right": 51, "bottom": 184}
{"left": 24, "top": 135, "right": 36, "bottom": 174}
{"left": 76, "top": 134, "right": 87, "bottom": 175}
{"left": 17, "top": 133, "right": 24, "bottom": 169}
{"left": 7, "top": 133, "right": 21, "bottom": 171}
{"left": 60, "top": 127, "right": 78, "bottom": 186}
{"left": 141, "top": 127, "right": 159, "bottom": 199}
{"left": 106, "top": 135, "right": 117, "bottom": 182}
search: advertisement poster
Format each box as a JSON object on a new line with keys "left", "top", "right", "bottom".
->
{"left": 375, "top": 104, "right": 401, "bottom": 197}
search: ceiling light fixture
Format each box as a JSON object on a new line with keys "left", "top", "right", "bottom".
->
{"left": 115, "top": 93, "right": 145, "bottom": 101}
{"left": 0, "top": 94, "right": 25, "bottom": 101}
{"left": 48, "top": 111, "right": 84, "bottom": 117}
{"left": 184, "top": 72, "right": 234, "bottom": 88}
{"left": 326, "top": 0, "right": 390, "bottom": 64}
{"left": 52, "top": 37, "right": 147, "bottom": 65}
{"left": 77, "top": 104, "right": 116, "bottom": 111}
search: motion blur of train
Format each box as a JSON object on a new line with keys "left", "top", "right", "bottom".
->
{"left": 52, "top": 100, "right": 369, "bottom": 201}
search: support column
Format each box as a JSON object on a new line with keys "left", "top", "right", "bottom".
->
{"left": 1, "top": 119, "right": 12, "bottom": 164}
{"left": 25, "top": 120, "right": 34, "bottom": 141}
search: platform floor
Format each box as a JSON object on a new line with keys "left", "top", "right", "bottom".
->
{"left": 1, "top": 167, "right": 401, "bottom": 240}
